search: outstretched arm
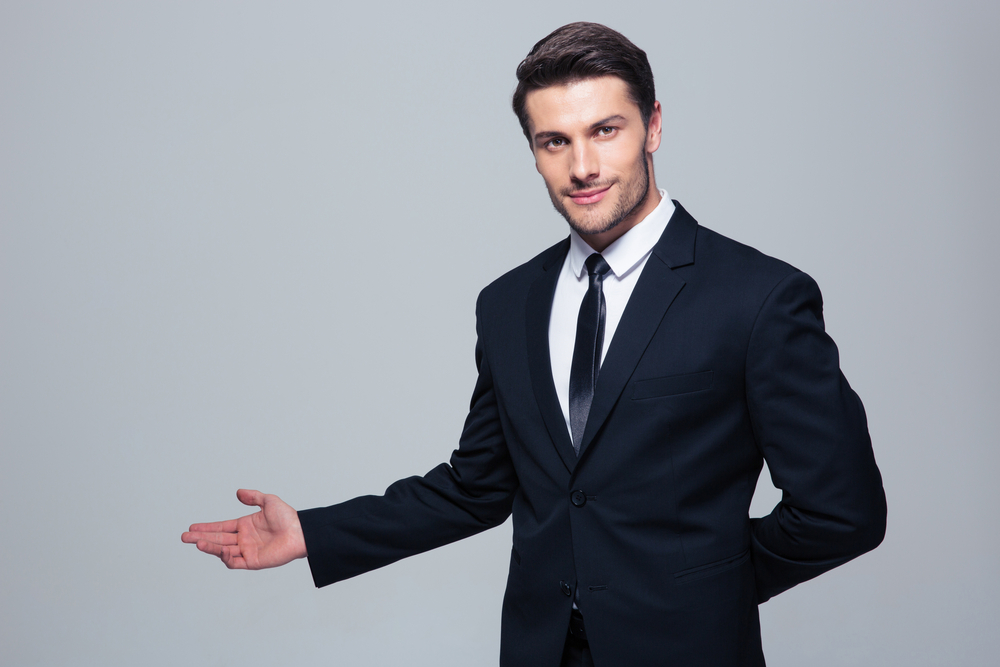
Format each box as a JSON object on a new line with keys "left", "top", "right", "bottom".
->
{"left": 182, "top": 489, "right": 308, "bottom": 570}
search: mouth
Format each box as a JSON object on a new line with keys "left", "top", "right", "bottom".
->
{"left": 567, "top": 185, "right": 612, "bottom": 206}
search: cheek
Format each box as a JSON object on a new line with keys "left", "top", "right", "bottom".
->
{"left": 535, "top": 160, "right": 563, "bottom": 188}
{"left": 601, "top": 144, "right": 636, "bottom": 171}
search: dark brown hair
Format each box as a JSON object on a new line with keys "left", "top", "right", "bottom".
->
{"left": 512, "top": 22, "right": 656, "bottom": 144}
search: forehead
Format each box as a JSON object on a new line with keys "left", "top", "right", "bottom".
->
{"left": 524, "top": 76, "right": 639, "bottom": 134}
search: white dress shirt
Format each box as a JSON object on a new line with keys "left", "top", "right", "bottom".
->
{"left": 549, "top": 191, "right": 675, "bottom": 439}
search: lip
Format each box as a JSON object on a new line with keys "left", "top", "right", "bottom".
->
{"left": 568, "top": 186, "right": 611, "bottom": 205}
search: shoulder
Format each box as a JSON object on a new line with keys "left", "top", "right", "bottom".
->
{"left": 476, "top": 236, "right": 568, "bottom": 311}
{"left": 693, "top": 224, "right": 800, "bottom": 287}
{"left": 659, "top": 202, "right": 823, "bottom": 322}
{"left": 681, "top": 223, "right": 823, "bottom": 320}
{"left": 655, "top": 200, "right": 801, "bottom": 292}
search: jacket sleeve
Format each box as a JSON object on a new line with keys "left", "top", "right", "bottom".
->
{"left": 745, "top": 271, "right": 886, "bottom": 603}
{"left": 297, "top": 296, "right": 518, "bottom": 588}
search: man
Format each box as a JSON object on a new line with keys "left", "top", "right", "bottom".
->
{"left": 183, "top": 22, "right": 886, "bottom": 666}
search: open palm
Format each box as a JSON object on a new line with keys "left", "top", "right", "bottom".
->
{"left": 182, "top": 489, "right": 307, "bottom": 570}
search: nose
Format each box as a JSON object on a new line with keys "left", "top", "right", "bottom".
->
{"left": 570, "top": 142, "right": 599, "bottom": 184}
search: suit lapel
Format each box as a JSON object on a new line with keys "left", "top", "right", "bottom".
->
{"left": 525, "top": 238, "right": 578, "bottom": 473}
{"left": 577, "top": 201, "right": 698, "bottom": 459}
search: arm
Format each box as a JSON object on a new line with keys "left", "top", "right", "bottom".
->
{"left": 297, "top": 297, "right": 518, "bottom": 587}
{"left": 181, "top": 298, "right": 517, "bottom": 583}
{"left": 745, "top": 271, "right": 887, "bottom": 602}
{"left": 181, "top": 488, "right": 307, "bottom": 570}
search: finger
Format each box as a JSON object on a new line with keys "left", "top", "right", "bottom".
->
{"left": 197, "top": 541, "right": 249, "bottom": 569}
{"left": 219, "top": 545, "right": 248, "bottom": 570}
{"left": 187, "top": 519, "right": 239, "bottom": 534}
{"left": 236, "top": 488, "right": 264, "bottom": 508}
{"left": 182, "top": 531, "right": 238, "bottom": 546}
{"left": 195, "top": 539, "right": 226, "bottom": 558}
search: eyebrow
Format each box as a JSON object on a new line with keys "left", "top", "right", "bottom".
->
{"left": 533, "top": 114, "right": 629, "bottom": 145}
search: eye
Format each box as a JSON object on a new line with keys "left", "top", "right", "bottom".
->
{"left": 544, "top": 137, "right": 567, "bottom": 149}
{"left": 597, "top": 126, "right": 616, "bottom": 137}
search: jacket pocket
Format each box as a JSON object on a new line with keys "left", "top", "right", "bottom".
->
{"left": 632, "top": 371, "right": 714, "bottom": 400}
{"left": 673, "top": 548, "right": 750, "bottom": 584}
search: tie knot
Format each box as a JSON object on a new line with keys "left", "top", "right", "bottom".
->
{"left": 585, "top": 253, "right": 611, "bottom": 278}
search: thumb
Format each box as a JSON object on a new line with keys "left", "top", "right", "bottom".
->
{"left": 236, "top": 488, "right": 264, "bottom": 508}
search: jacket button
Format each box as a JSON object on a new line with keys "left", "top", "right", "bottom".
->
{"left": 571, "top": 490, "right": 587, "bottom": 507}
{"left": 560, "top": 581, "right": 572, "bottom": 597}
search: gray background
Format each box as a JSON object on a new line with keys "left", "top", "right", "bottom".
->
{"left": 2, "top": 1, "right": 997, "bottom": 665}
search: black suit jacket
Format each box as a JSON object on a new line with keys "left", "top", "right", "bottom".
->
{"left": 299, "top": 201, "right": 887, "bottom": 666}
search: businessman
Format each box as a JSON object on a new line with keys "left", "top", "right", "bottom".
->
{"left": 183, "top": 22, "right": 886, "bottom": 666}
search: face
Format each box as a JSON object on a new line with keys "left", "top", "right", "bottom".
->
{"left": 525, "top": 76, "right": 662, "bottom": 251}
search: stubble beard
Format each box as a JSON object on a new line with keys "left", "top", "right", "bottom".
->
{"left": 549, "top": 149, "right": 651, "bottom": 239}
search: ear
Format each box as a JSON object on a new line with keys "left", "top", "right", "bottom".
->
{"left": 645, "top": 100, "right": 663, "bottom": 154}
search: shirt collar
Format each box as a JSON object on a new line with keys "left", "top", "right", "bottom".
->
{"left": 568, "top": 190, "right": 675, "bottom": 280}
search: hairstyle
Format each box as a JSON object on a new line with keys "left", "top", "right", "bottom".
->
{"left": 512, "top": 22, "right": 656, "bottom": 145}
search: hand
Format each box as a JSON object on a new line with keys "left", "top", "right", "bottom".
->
{"left": 181, "top": 489, "right": 307, "bottom": 570}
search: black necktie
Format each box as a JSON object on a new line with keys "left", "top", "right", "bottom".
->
{"left": 569, "top": 253, "right": 611, "bottom": 454}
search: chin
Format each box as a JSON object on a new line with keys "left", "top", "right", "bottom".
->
{"left": 566, "top": 206, "right": 620, "bottom": 237}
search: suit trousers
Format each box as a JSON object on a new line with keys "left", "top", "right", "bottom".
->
{"left": 560, "top": 610, "right": 594, "bottom": 667}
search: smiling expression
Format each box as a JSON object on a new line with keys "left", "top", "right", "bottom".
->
{"left": 525, "top": 76, "right": 662, "bottom": 251}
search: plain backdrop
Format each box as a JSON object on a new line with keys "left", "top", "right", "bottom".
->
{"left": 2, "top": 1, "right": 997, "bottom": 665}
